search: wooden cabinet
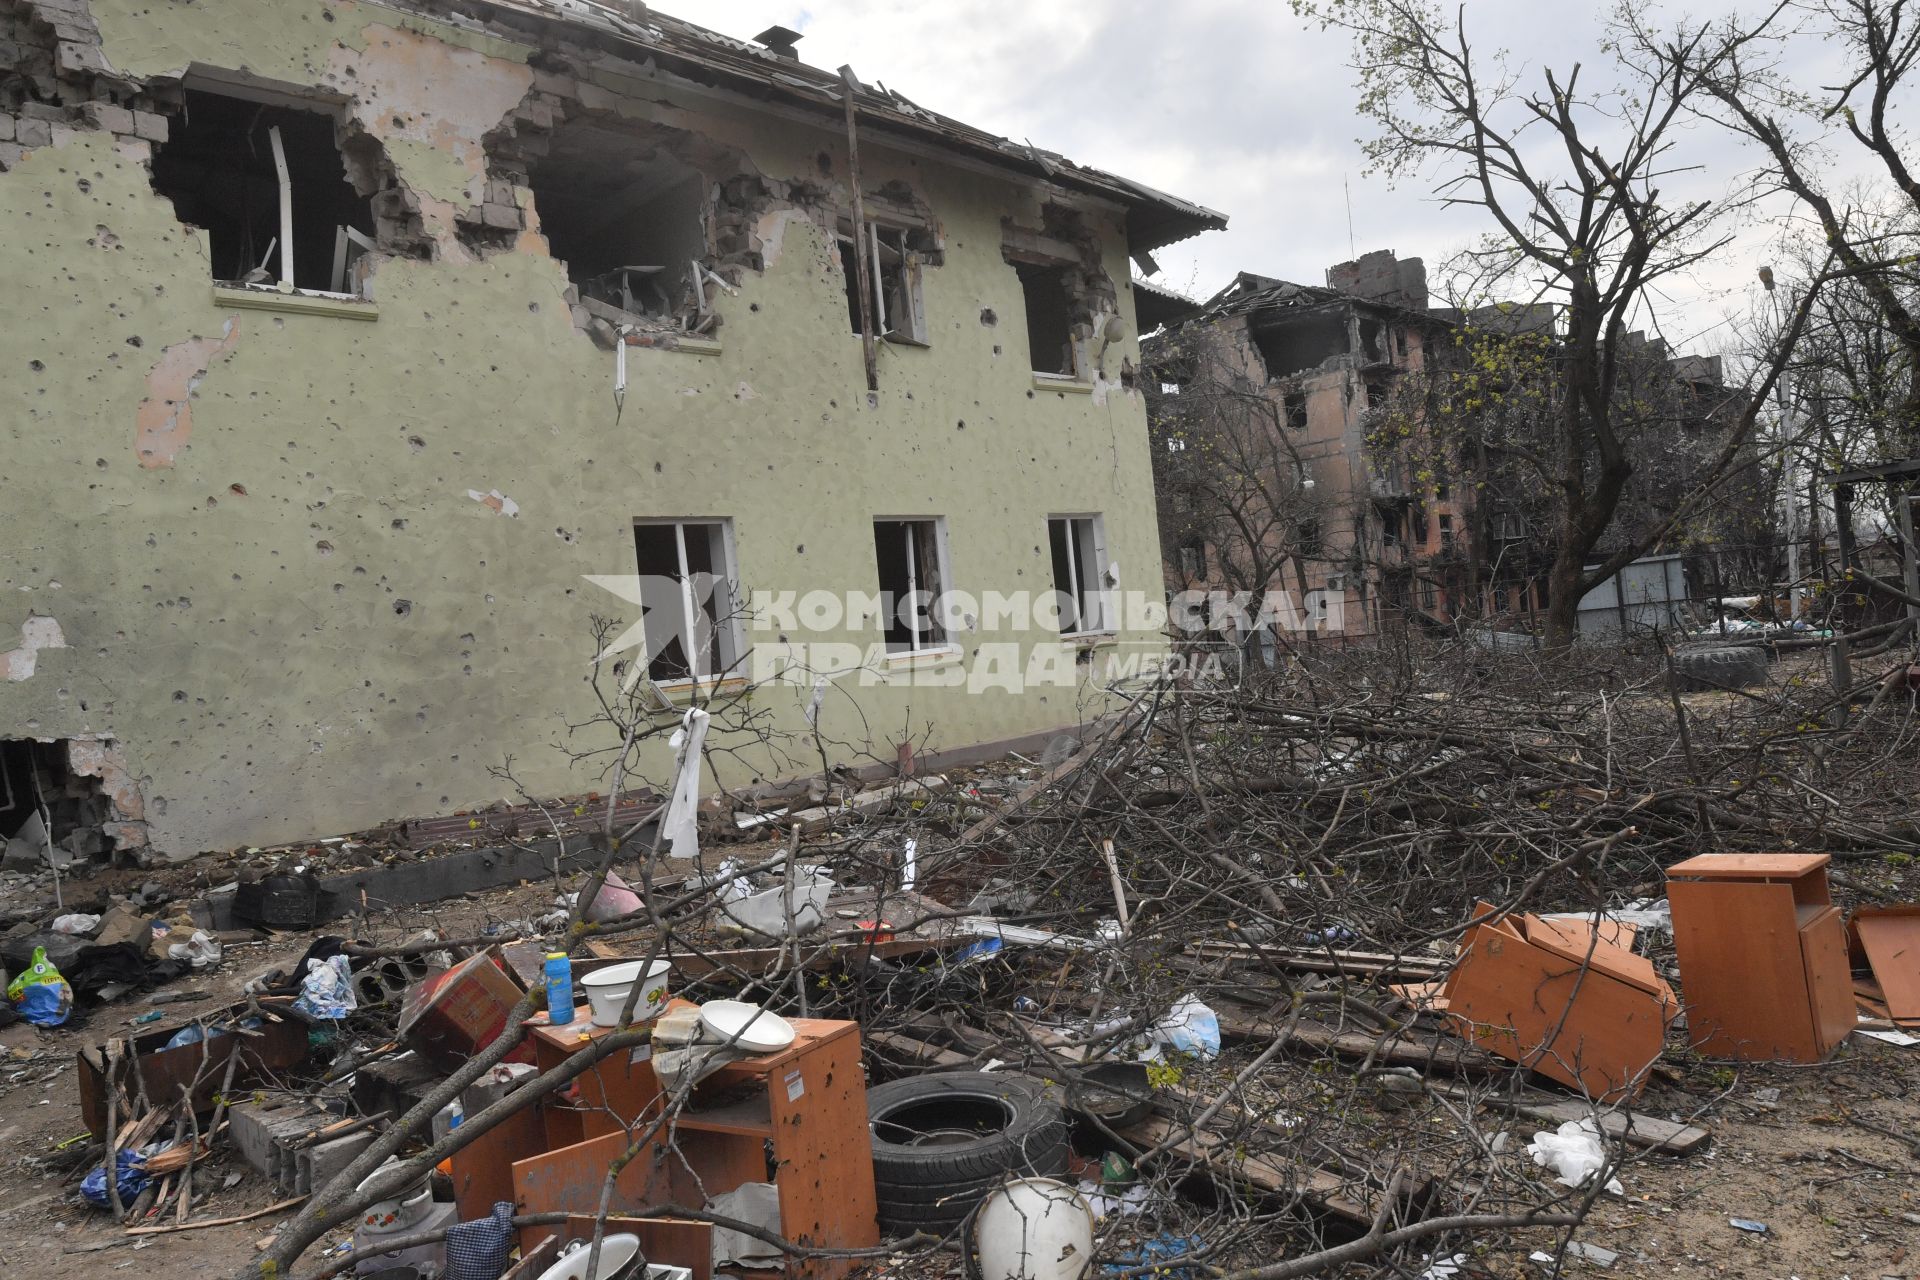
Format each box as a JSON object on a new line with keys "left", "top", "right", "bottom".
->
{"left": 506, "top": 1004, "right": 879, "bottom": 1279}
{"left": 1667, "top": 853, "right": 1855, "bottom": 1062}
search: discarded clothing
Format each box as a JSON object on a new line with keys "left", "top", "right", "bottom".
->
{"left": 444, "top": 1201, "right": 516, "bottom": 1280}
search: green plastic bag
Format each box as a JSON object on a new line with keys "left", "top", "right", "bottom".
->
{"left": 6, "top": 946, "right": 73, "bottom": 1027}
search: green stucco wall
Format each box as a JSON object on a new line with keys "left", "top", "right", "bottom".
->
{"left": 1, "top": 0, "right": 1168, "bottom": 858}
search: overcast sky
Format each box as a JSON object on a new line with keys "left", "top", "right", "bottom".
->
{"left": 658, "top": 2, "right": 1878, "bottom": 358}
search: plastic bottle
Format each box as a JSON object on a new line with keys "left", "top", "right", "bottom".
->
{"left": 543, "top": 951, "right": 575, "bottom": 1026}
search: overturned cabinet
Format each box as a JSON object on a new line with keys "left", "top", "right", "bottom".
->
{"left": 1667, "top": 853, "right": 1854, "bottom": 1062}
{"left": 1439, "top": 902, "right": 1676, "bottom": 1101}
{"left": 469, "top": 1002, "right": 878, "bottom": 1279}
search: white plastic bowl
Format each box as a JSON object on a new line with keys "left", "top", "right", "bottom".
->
{"left": 580, "top": 958, "right": 672, "bottom": 1027}
{"left": 973, "top": 1177, "right": 1095, "bottom": 1280}
{"left": 536, "top": 1233, "right": 640, "bottom": 1280}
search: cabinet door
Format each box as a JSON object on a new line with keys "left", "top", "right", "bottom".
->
{"left": 1800, "top": 906, "right": 1856, "bottom": 1057}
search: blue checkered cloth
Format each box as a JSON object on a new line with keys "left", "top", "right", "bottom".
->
{"left": 444, "top": 1201, "right": 515, "bottom": 1280}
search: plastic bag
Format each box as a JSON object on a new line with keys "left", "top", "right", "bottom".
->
{"left": 1527, "top": 1118, "right": 1624, "bottom": 1196}
{"left": 167, "top": 929, "right": 222, "bottom": 969}
{"left": 291, "top": 954, "right": 357, "bottom": 1020}
{"left": 81, "top": 1147, "right": 152, "bottom": 1208}
{"left": 51, "top": 913, "right": 101, "bottom": 935}
{"left": 1142, "top": 994, "right": 1220, "bottom": 1062}
{"left": 5, "top": 945, "right": 73, "bottom": 1027}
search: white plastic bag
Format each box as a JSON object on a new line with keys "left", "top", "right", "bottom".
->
{"left": 1527, "top": 1118, "right": 1624, "bottom": 1196}
{"left": 291, "top": 954, "right": 357, "bottom": 1020}
{"left": 52, "top": 913, "right": 102, "bottom": 935}
{"left": 1141, "top": 993, "right": 1221, "bottom": 1062}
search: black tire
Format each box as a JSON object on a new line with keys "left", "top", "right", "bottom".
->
{"left": 1670, "top": 645, "right": 1768, "bottom": 692}
{"left": 867, "top": 1071, "right": 1070, "bottom": 1232}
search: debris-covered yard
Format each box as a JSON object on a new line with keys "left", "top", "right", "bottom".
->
{"left": 5, "top": 637, "right": 1920, "bottom": 1280}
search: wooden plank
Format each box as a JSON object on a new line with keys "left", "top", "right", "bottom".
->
{"left": 866, "top": 1030, "right": 971, "bottom": 1069}
{"left": 1425, "top": 1081, "right": 1710, "bottom": 1155}
{"left": 1116, "top": 1114, "right": 1374, "bottom": 1224}
{"left": 1209, "top": 1000, "right": 1505, "bottom": 1074}
{"left": 500, "top": 1234, "right": 560, "bottom": 1280}
{"left": 1186, "top": 942, "right": 1446, "bottom": 981}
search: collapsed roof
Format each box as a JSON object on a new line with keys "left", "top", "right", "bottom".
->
{"left": 454, "top": 0, "right": 1229, "bottom": 253}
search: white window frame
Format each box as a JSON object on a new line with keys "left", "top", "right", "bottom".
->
{"left": 1048, "top": 513, "right": 1114, "bottom": 637}
{"left": 873, "top": 516, "right": 957, "bottom": 658}
{"left": 631, "top": 517, "right": 746, "bottom": 689}
{"left": 836, "top": 217, "right": 930, "bottom": 345}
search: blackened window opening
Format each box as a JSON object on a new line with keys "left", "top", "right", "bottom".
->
{"left": 1016, "top": 262, "right": 1077, "bottom": 376}
{"left": 150, "top": 89, "right": 375, "bottom": 292}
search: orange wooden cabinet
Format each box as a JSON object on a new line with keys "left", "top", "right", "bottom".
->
{"left": 1666, "top": 853, "right": 1855, "bottom": 1062}
{"left": 1441, "top": 902, "right": 1677, "bottom": 1101}
{"left": 507, "top": 1005, "right": 879, "bottom": 1279}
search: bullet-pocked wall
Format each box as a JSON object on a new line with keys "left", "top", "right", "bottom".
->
{"left": 0, "top": 0, "right": 1169, "bottom": 859}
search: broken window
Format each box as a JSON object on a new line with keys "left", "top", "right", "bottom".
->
{"left": 1178, "top": 542, "right": 1207, "bottom": 579}
{"left": 1377, "top": 501, "right": 1404, "bottom": 549}
{"left": 1, "top": 740, "right": 110, "bottom": 867}
{"left": 1364, "top": 380, "right": 1387, "bottom": 410}
{"left": 839, "top": 219, "right": 933, "bottom": 344}
{"left": 529, "top": 123, "right": 710, "bottom": 328}
{"left": 1284, "top": 392, "right": 1309, "bottom": 431}
{"left": 1439, "top": 513, "right": 1455, "bottom": 547}
{"left": 1248, "top": 310, "right": 1347, "bottom": 379}
{"left": 1048, "top": 514, "right": 1112, "bottom": 635}
{"left": 1016, "top": 262, "right": 1083, "bottom": 378}
{"left": 872, "top": 519, "right": 951, "bottom": 655}
{"left": 631, "top": 520, "right": 742, "bottom": 685}
{"left": 1359, "top": 317, "right": 1384, "bottom": 364}
{"left": 150, "top": 86, "right": 378, "bottom": 294}
{"left": 1296, "top": 519, "right": 1324, "bottom": 556}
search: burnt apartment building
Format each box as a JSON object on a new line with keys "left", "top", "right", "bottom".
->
{"left": 1144, "top": 250, "right": 1759, "bottom": 640}
{"left": 0, "top": 0, "right": 1223, "bottom": 861}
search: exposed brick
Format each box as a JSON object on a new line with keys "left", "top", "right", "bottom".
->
{"left": 19, "top": 101, "right": 66, "bottom": 122}
{"left": 16, "top": 117, "right": 53, "bottom": 148}
{"left": 478, "top": 201, "right": 521, "bottom": 230}
{"left": 0, "top": 116, "right": 14, "bottom": 143}
{"left": 55, "top": 42, "right": 111, "bottom": 75}
{"left": 130, "top": 110, "right": 167, "bottom": 142}
{"left": 0, "top": 142, "right": 26, "bottom": 170}
{"left": 82, "top": 101, "right": 133, "bottom": 134}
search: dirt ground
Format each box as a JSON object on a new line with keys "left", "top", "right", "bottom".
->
{"left": 3, "top": 859, "right": 1917, "bottom": 1280}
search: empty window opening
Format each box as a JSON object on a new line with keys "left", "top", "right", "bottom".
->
{"left": 1, "top": 740, "right": 111, "bottom": 867}
{"left": 1178, "top": 542, "right": 1207, "bottom": 580}
{"left": 1284, "top": 392, "right": 1308, "bottom": 431}
{"left": 1016, "top": 263, "right": 1081, "bottom": 378}
{"left": 872, "top": 518, "right": 950, "bottom": 654}
{"left": 839, "top": 219, "right": 934, "bottom": 344}
{"left": 1248, "top": 311, "right": 1347, "bottom": 379}
{"left": 1439, "top": 513, "right": 1455, "bottom": 547}
{"left": 1048, "top": 514, "right": 1112, "bottom": 635}
{"left": 530, "top": 124, "right": 709, "bottom": 327}
{"left": 1358, "top": 317, "right": 1384, "bottom": 363}
{"left": 1377, "top": 501, "right": 1405, "bottom": 549}
{"left": 632, "top": 520, "right": 742, "bottom": 685}
{"left": 1296, "top": 519, "right": 1324, "bottom": 556}
{"left": 150, "top": 87, "right": 377, "bottom": 294}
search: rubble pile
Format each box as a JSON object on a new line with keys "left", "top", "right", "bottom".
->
{"left": 5, "top": 639, "right": 1919, "bottom": 1280}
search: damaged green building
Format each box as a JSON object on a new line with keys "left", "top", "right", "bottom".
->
{"left": 0, "top": 0, "right": 1223, "bottom": 861}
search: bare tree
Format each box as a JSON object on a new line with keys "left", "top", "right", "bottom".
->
{"left": 1299, "top": 0, "right": 1819, "bottom": 645}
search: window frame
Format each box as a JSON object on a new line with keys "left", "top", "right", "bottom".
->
{"left": 837, "top": 216, "right": 931, "bottom": 346}
{"left": 1014, "top": 261, "right": 1089, "bottom": 383}
{"left": 1047, "top": 513, "right": 1114, "bottom": 638}
{"left": 630, "top": 517, "right": 746, "bottom": 689}
{"left": 872, "top": 515, "right": 957, "bottom": 659}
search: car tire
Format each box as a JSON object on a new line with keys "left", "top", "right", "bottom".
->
{"left": 1670, "top": 645, "right": 1768, "bottom": 692}
{"left": 867, "top": 1071, "right": 1070, "bottom": 1233}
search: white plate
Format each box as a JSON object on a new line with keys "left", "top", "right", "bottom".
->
{"left": 698, "top": 999, "right": 797, "bottom": 1053}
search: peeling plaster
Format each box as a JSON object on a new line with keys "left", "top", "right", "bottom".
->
{"left": 752, "top": 207, "right": 811, "bottom": 270}
{"left": 2, "top": 614, "right": 66, "bottom": 682}
{"left": 135, "top": 317, "right": 242, "bottom": 468}
{"left": 467, "top": 488, "right": 520, "bottom": 517}
{"left": 327, "top": 25, "right": 534, "bottom": 234}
